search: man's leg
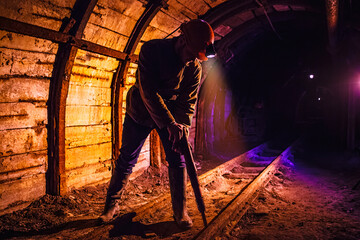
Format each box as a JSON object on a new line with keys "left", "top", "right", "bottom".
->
{"left": 99, "top": 114, "right": 152, "bottom": 223}
{"left": 156, "top": 127, "right": 193, "bottom": 229}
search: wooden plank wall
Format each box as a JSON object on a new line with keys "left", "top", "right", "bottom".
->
{"left": 0, "top": 0, "right": 73, "bottom": 214}
{"left": 83, "top": 0, "right": 145, "bottom": 52}
{"left": 65, "top": 49, "right": 117, "bottom": 189}
{"left": 0, "top": 31, "right": 58, "bottom": 214}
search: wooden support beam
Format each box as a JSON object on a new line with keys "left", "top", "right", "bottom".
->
{"left": 72, "top": 38, "right": 133, "bottom": 61}
{"left": 111, "top": 60, "right": 128, "bottom": 161}
{"left": 347, "top": 82, "right": 356, "bottom": 150}
{"left": 47, "top": 0, "right": 98, "bottom": 196}
{"left": 325, "top": 0, "right": 339, "bottom": 50}
{"left": 0, "top": 16, "right": 70, "bottom": 43}
{"left": 0, "top": 16, "right": 136, "bottom": 62}
{"left": 194, "top": 88, "right": 206, "bottom": 158}
{"left": 111, "top": 0, "right": 168, "bottom": 161}
{"left": 47, "top": 45, "right": 76, "bottom": 195}
{"left": 150, "top": 130, "right": 162, "bottom": 168}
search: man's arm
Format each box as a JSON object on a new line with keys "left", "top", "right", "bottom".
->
{"left": 173, "top": 62, "right": 202, "bottom": 127}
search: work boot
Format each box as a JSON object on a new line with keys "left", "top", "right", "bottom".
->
{"left": 169, "top": 167, "right": 193, "bottom": 229}
{"left": 99, "top": 170, "right": 130, "bottom": 223}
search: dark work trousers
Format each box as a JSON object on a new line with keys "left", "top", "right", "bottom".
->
{"left": 115, "top": 113, "right": 186, "bottom": 175}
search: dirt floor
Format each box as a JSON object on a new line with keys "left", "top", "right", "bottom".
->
{"left": 223, "top": 149, "right": 360, "bottom": 240}
{"left": 0, "top": 164, "right": 171, "bottom": 239}
{"left": 1, "top": 144, "right": 360, "bottom": 239}
{"left": 0, "top": 156, "right": 230, "bottom": 239}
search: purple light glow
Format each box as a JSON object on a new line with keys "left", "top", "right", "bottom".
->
{"left": 281, "top": 147, "right": 295, "bottom": 167}
{"left": 309, "top": 74, "right": 314, "bottom": 79}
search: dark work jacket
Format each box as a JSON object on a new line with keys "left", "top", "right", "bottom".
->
{"left": 126, "top": 37, "right": 202, "bottom": 129}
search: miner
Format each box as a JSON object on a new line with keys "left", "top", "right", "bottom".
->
{"left": 99, "top": 19, "right": 215, "bottom": 229}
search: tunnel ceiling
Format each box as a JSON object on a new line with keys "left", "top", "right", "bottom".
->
{"left": 1, "top": 0, "right": 359, "bottom": 65}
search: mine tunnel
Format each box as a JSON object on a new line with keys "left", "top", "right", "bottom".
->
{"left": 1, "top": 0, "right": 360, "bottom": 239}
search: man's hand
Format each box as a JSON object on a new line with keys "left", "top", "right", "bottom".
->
{"left": 167, "top": 122, "right": 185, "bottom": 153}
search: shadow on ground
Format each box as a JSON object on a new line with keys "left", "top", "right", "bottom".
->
{"left": 0, "top": 218, "right": 99, "bottom": 239}
{"left": 109, "top": 212, "right": 185, "bottom": 238}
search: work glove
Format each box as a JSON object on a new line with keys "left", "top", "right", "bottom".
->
{"left": 167, "top": 122, "right": 187, "bottom": 153}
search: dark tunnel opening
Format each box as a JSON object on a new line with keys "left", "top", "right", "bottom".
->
{"left": 227, "top": 16, "right": 331, "bottom": 140}
{"left": 199, "top": 12, "right": 343, "bottom": 160}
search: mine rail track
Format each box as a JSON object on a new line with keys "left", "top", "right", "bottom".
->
{"left": 194, "top": 142, "right": 294, "bottom": 240}
{"left": 81, "top": 140, "right": 296, "bottom": 240}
